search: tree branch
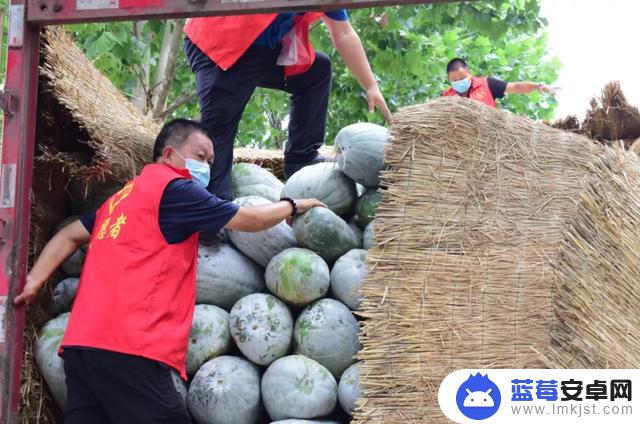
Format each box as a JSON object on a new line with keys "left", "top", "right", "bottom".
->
{"left": 159, "top": 91, "right": 198, "bottom": 120}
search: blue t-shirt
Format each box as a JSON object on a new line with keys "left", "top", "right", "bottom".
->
{"left": 254, "top": 10, "right": 349, "bottom": 49}
{"left": 81, "top": 179, "right": 239, "bottom": 244}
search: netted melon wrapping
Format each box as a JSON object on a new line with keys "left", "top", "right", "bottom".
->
{"left": 355, "top": 97, "right": 640, "bottom": 423}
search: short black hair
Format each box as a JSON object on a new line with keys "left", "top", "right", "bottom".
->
{"left": 446, "top": 58, "right": 468, "bottom": 74}
{"left": 153, "top": 119, "right": 210, "bottom": 161}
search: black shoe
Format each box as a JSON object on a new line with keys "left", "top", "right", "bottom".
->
{"left": 284, "top": 154, "right": 334, "bottom": 179}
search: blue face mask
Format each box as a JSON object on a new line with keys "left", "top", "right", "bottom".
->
{"left": 174, "top": 150, "right": 211, "bottom": 188}
{"left": 452, "top": 77, "right": 471, "bottom": 94}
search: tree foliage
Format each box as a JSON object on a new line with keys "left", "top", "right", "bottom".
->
{"left": 1, "top": 0, "right": 559, "bottom": 148}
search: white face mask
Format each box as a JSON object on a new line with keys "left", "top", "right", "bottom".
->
{"left": 173, "top": 149, "right": 211, "bottom": 188}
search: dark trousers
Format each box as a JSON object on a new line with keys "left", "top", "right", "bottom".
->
{"left": 184, "top": 38, "right": 332, "bottom": 200}
{"left": 63, "top": 348, "right": 191, "bottom": 424}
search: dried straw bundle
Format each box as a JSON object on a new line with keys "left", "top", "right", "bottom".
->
{"left": 39, "top": 27, "right": 159, "bottom": 184}
{"left": 235, "top": 145, "right": 335, "bottom": 179}
{"left": 549, "top": 145, "right": 640, "bottom": 368}
{"left": 583, "top": 81, "right": 640, "bottom": 146}
{"left": 352, "top": 97, "right": 640, "bottom": 423}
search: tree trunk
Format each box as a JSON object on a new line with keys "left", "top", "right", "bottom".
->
{"left": 149, "top": 19, "right": 186, "bottom": 119}
{"left": 132, "top": 21, "right": 150, "bottom": 113}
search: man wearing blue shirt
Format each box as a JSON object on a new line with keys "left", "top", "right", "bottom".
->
{"left": 184, "top": 11, "right": 391, "bottom": 199}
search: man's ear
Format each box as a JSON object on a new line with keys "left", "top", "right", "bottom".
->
{"left": 161, "top": 146, "right": 174, "bottom": 164}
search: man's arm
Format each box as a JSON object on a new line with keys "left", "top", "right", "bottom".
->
{"left": 322, "top": 17, "right": 392, "bottom": 123}
{"left": 14, "top": 220, "right": 90, "bottom": 306}
{"left": 226, "top": 199, "right": 326, "bottom": 232}
{"left": 505, "top": 81, "right": 554, "bottom": 95}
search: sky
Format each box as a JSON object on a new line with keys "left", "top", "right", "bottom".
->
{"left": 540, "top": 0, "right": 640, "bottom": 119}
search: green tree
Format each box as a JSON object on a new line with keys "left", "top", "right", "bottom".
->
{"left": 311, "top": 0, "right": 559, "bottom": 141}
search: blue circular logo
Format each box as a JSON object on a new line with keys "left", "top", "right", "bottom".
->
{"left": 456, "top": 373, "right": 501, "bottom": 420}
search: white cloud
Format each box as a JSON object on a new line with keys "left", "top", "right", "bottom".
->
{"left": 541, "top": 0, "right": 640, "bottom": 119}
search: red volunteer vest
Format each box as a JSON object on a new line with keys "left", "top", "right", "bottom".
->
{"left": 184, "top": 12, "right": 323, "bottom": 77}
{"left": 61, "top": 164, "right": 199, "bottom": 379}
{"left": 443, "top": 77, "right": 498, "bottom": 108}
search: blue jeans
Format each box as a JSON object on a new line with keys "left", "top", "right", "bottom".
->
{"left": 184, "top": 38, "right": 332, "bottom": 199}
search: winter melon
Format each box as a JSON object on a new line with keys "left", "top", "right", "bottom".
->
{"left": 51, "top": 277, "right": 80, "bottom": 314}
{"left": 171, "top": 370, "right": 188, "bottom": 409}
{"left": 35, "top": 313, "right": 70, "bottom": 409}
{"left": 348, "top": 222, "right": 363, "bottom": 248}
{"left": 338, "top": 361, "right": 362, "bottom": 415}
{"left": 262, "top": 355, "right": 337, "bottom": 421}
{"left": 330, "top": 249, "right": 367, "bottom": 311}
{"left": 229, "top": 293, "right": 293, "bottom": 365}
{"left": 186, "top": 305, "right": 231, "bottom": 376}
{"left": 281, "top": 162, "right": 356, "bottom": 217}
{"left": 355, "top": 189, "right": 381, "bottom": 229}
{"left": 363, "top": 222, "right": 374, "bottom": 250}
{"left": 229, "top": 196, "right": 298, "bottom": 267}
{"left": 232, "top": 163, "right": 284, "bottom": 203}
{"left": 292, "top": 208, "right": 360, "bottom": 264}
{"left": 265, "top": 248, "right": 330, "bottom": 306}
{"left": 335, "top": 122, "right": 390, "bottom": 188}
{"left": 188, "top": 356, "right": 261, "bottom": 424}
{"left": 56, "top": 217, "right": 88, "bottom": 276}
{"left": 294, "top": 299, "right": 360, "bottom": 377}
{"left": 196, "top": 242, "right": 265, "bottom": 310}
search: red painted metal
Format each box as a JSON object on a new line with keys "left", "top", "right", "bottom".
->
{"left": 28, "top": 0, "right": 462, "bottom": 24}
{"left": 0, "top": 1, "right": 41, "bottom": 422}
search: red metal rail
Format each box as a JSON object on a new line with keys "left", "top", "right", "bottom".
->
{"left": 27, "top": 0, "right": 458, "bottom": 24}
{"left": 0, "top": 0, "right": 462, "bottom": 422}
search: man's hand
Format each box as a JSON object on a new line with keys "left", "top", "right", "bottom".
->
{"left": 14, "top": 275, "right": 44, "bottom": 306}
{"left": 537, "top": 83, "right": 555, "bottom": 95}
{"left": 324, "top": 18, "right": 393, "bottom": 124}
{"left": 366, "top": 86, "right": 393, "bottom": 124}
{"left": 295, "top": 199, "right": 328, "bottom": 215}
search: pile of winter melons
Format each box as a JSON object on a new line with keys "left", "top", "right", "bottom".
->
{"left": 35, "top": 122, "right": 389, "bottom": 423}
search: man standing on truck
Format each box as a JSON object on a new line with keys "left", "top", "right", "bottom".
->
{"left": 443, "top": 58, "right": 554, "bottom": 108}
{"left": 14, "top": 119, "right": 324, "bottom": 423}
{"left": 184, "top": 10, "right": 392, "bottom": 200}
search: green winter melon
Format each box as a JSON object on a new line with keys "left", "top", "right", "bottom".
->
{"left": 188, "top": 356, "right": 261, "bottom": 424}
{"left": 281, "top": 162, "right": 356, "bottom": 217}
{"left": 229, "top": 293, "right": 293, "bottom": 365}
{"left": 196, "top": 241, "right": 265, "bottom": 310}
{"left": 232, "top": 162, "right": 284, "bottom": 202}
{"left": 262, "top": 355, "right": 337, "bottom": 421}
{"left": 229, "top": 196, "right": 298, "bottom": 267}
{"left": 338, "top": 361, "right": 362, "bottom": 415}
{"left": 292, "top": 208, "right": 360, "bottom": 264}
{"left": 34, "top": 313, "right": 70, "bottom": 409}
{"left": 355, "top": 189, "right": 381, "bottom": 229}
{"left": 186, "top": 304, "right": 231, "bottom": 376}
{"left": 265, "top": 248, "right": 330, "bottom": 307}
{"left": 348, "top": 221, "right": 363, "bottom": 248}
{"left": 335, "top": 122, "right": 390, "bottom": 188}
{"left": 51, "top": 277, "right": 79, "bottom": 314}
{"left": 330, "top": 249, "right": 367, "bottom": 311}
{"left": 363, "top": 222, "right": 374, "bottom": 250}
{"left": 294, "top": 299, "right": 360, "bottom": 377}
{"left": 56, "top": 217, "right": 88, "bottom": 276}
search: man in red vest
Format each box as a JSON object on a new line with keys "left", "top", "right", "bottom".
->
{"left": 443, "top": 58, "right": 554, "bottom": 108}
{"left": 14, "top": 119, "right": 324, "bottom": 423}
{"left": 183, "top": 11, "right": 392, "bottom": 200}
